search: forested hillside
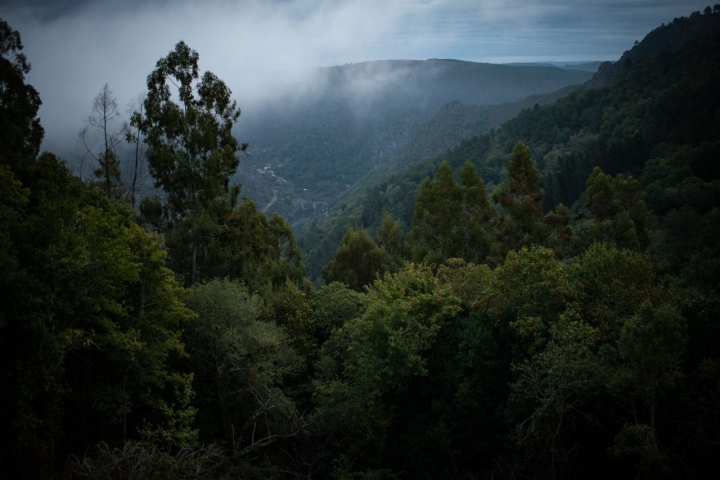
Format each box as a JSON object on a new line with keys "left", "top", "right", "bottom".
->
{"left": 299, "top": 6, "right": 720, "bottom": 283}
{"left": 2, "top": 6, "right": 720, "bottom": 480}
{"left": 234, "top": 60, "right": 592, "bottom": 224}
{"left": 338, "top": 84, "right": 582, "bottom": 209}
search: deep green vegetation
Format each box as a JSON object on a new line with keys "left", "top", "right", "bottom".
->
{"left": 2, "top": 6, "right": 720, "bottom": 480}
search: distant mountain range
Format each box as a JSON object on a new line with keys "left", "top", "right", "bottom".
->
{"left": 503, "top": 61, "right": 606, "bottom": 72}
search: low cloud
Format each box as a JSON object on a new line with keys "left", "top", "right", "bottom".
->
{"left": 0, "top": 0, "right": 709, "bottom": 156}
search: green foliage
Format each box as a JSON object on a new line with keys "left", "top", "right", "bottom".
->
{"left": 3, "top": 10, "right": 720, "bottom": 479}
{"left": 601, "top": 302, "right": 687, "bottom": 478}
{"left": 509, "top": 308, "right": 602, "bottom": 474}
{"left": 313, "top": 282, "right": 367, "bottom": 345}
{"left": 0, "top": 18, "right": 44, "bottom": 166}
{"left": 0, "top": 153, "right": 196, "bottom": 477}
{"left": 322, "top": 227, "right": 396, "bottom": 291}
{"left": 136, "top": 41, "right": 242, "bottom": 286}
{"left": 138, "top": 41, "right": 240, "bottom": 218}
{"left": 408, "top": 160, "right": 498, "bottom": 265}
{"left": 486, "top": 245, "right": 687, "bottom": 477}
{"left": 582, "top": 167, "right": 651, "bottom": 251}
{"left": 169, "top": 198, "right": 306, "bottom": 293}
{"left": 375, "top": 213, "right": 406, "bottom": 261}
{"left": 490, "top": 141, "right": 546, "bottom": 260}
{"left": 184, "top": 279, "right": 303, "bottom": 456}
{"left": 410, "top": 162, "right": 463, "bottom": 262}
{"left": 315, "top": 264, "right": 460, "bottom": 471}
{"left": 460, "top": 163, "right": 494, "bottom": 262}
{"left": 135, "top": 43, "right": 307, "bottom": 291}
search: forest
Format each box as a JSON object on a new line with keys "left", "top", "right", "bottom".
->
{"left": 1, "top": 6, "right": 720, "bottom": 480}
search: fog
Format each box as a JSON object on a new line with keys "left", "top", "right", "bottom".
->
{"left": 0, "top": 0, "right": 710, "bottom": 157}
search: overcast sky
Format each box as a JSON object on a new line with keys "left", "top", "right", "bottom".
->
{"left": 0, "top": 0, "right": 711, "bottom": 154}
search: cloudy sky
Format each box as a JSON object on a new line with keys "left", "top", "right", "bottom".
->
{"left": 0, "top": 0, "right": 711, "bottom": 153}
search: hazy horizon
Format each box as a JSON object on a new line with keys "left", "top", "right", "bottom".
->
{"left": 0, "top": 0, "right": 710, "bottom": 156}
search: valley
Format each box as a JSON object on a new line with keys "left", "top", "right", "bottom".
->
{"left": 232, "top": 59, "right": 594, "bottom": 231}
{"left": 3, "top": 4, "right": 720, "bottom": 479}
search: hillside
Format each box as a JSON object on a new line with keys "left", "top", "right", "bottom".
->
{"left": 590, "top": 6, "right": 720, "bottom": 87}
{"left": 505, "top": 61, "right": 606, "bottom": 72}
{"left": 299, "top": 7, "right": 720, "bottom": 283}
{"left": 338, "top": 84, "right": 582, "bottom": 207}
{"left": 232, "top": 60, "right": 592, "bottom": 224}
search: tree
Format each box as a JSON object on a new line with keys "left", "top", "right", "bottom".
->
{"left": 124, "top": 93, "right": 147, "bottom": 208}
{"left": 184, "top": 279, "right": 304, "bottom": 454}
{"left": 0, "top": 18, "right": 43, "bottom": 171}
{"left": 138, "top": 41, "right": 241, "bottom": 219}
{"left": 490, "top": 142, "right": 545, "bottom": 260}
{"left": 410, "top": 161, "right": 463, "bottom": 262}
{"left": 135, "top": 41, "right": 241, "bottom": 284}
{"left": 322, "top": 227, "right": 396, "bottom": 292}
{"left": 584, "top": 167, "right": 651, "bottom": 251}
{"left": 314, "top": 264, "right": 460, "bottom": 473}
{"left": 375, "top": 212, "right": 406, "bottom": 261}
{"left": 79, "top": 83, "right": 127, "bottom": 198}
{"left": 0, "top": 152, "right": 197, "bottom": 477}
{"left": 313, "top": 282, "right": 367, "bottom": 345}
{"left": 460, "top": 160, "right": 494, "bottom": 263}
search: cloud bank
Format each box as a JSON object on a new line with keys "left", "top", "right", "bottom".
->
{"left": 0, "top": 0, "right": 710, "bottom": 155}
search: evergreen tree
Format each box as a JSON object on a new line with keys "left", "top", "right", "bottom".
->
{"left": 375, "top": 212, "right": 406, "bottom": 261}
{"left": 460, "top": 160, "right": 494, "bottom": 263}
{"left": 322, "top": 227, "right": 396, "bottom": 292}
{"left": 490, "top": 141, "right": 545, "bottom": 262}
{"left": 584, "top": 167, "right": 650, "bottom": 251}
{"left": 410, "top": 161, "right": 463, "bottom": 262}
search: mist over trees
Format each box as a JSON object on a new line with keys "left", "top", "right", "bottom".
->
{"left": 2, "top": 6, "right": 720, "bottom": 480}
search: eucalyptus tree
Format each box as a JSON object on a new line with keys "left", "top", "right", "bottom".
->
{"left": 134, "top": 41, "right": 241, "bottom": 284}
{"left": 135, "top": 42, "right": 307, "bottom": 291}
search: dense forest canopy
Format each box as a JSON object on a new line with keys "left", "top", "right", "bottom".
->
{"left": 1, "top": 5, "right": 720, "bottom": 479}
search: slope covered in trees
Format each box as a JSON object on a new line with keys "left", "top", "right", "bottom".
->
{"left": 2, "top": 6, "right": 720, "bottom": 480}
{"left": 299, "top": 6, "right": 720, "bottom": 283}
{"left": 234, "top": 60, "right": 592, "bottom": 224}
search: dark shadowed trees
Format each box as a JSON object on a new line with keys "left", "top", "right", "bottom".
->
{"left": 323, "top": 227, "right": 396, "bottom": 292}
{"left": 0, "top": 19, "right": 43, "bottom": 170}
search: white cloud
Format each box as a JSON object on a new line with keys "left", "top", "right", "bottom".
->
{"left": 0, "top": 0, "right": 710, "bottom": 154}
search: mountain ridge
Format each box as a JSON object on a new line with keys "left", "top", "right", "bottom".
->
{"left": 297, "top": 6, "right": 720, "bottom": 283}
{"left": 234, "top": 59, "right": 593, "bottom": 226}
